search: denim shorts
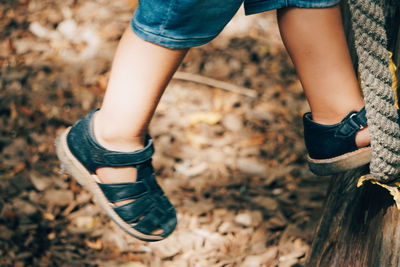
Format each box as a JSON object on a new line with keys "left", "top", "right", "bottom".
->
{"left": 131, "top": 0, "right": 340, "bottom": 49}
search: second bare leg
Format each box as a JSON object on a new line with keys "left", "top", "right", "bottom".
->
{"left": 277, "top": 5, "right": 370, "bottom": 148}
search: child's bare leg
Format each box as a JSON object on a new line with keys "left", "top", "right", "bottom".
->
{"left": 94, "top": 28, "right": 188, "bottom": 186}
{"left": 277, "top": 5, "right": 369, "bottom": 147}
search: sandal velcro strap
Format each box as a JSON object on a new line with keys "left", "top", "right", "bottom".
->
{"left": 98, "top": 182, "right": 147, "bottom": 203}
{"left": 114, "top": 195, "right": 154, "bottom": 223}
{"left": 89, "top": 136, "right": 154, "bottom": 169}
{"left": 101, "top": 138, "right": 154, "bottom": 166}
{"left": 335, "top": 107, "right": 367, "bottom": 137}
{"left": 67, "top": 109, "right": 155, "bottom": 173}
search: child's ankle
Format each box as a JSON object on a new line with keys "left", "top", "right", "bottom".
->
{"left": 93, "top": 112, "right": 146, "bottom": 152}
{"left": 311, "top": 113, "right": 345, "bottom": 125}
{"left": 311, "top": 105, "right": 364, "bottom": 125}
{"left": 96, "top": 133, "right": 145, "bottom": 152}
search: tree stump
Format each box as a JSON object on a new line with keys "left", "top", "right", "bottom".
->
{"left": 306, "top": 166, "right": 400, "bottom": 266}
{"left": 306, "top": 1, "right": 400, "bottom": 266}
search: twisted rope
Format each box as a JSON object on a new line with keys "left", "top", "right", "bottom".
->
{"left": 348, "top": 0, "right": 400, "bottom": 181}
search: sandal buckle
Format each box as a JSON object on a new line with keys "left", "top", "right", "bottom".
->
{"left": 349, "top": 113, "right": 364, "bottom": 130}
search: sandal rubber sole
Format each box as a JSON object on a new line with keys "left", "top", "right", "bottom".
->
{"left": 55, "top": 127, "right": 164, "bottom": 242}
{"left": 307, "top": 146, "right": 371, "bottom": 176}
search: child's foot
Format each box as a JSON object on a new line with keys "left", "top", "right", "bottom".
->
{"left": 355, "top": 126, "right": 370, "bottom": 148}
{"left": 55, "top": 109, "right": 177, "bottom": 241}
{"left": 303, "top": 107, "right": 372, "bottom": 176}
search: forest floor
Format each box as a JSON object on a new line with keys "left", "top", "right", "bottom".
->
{"left": 0, "top": 0, "right": 330, "bottom": 266}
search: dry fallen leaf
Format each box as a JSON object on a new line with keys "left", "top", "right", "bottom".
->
{"left": 85, "top": 239, "right": 103, "bottom": 250}
{"left": 187, "top": 111, "right": 222, "bottom": 125}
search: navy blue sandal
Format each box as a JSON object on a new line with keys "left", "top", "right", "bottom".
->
{"left": 55, "top": 109, "right": 177, "bottom": 241}
{"left": 303, "top": 107, "right": 371, "bottom": 176}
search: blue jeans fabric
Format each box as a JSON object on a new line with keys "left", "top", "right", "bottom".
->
{"left": 131, "top": 0, "right": 341, "bottom": 49}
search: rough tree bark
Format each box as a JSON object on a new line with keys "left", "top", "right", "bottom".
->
{"left": 306, "top": 1, "right": 400, "bottom": 266}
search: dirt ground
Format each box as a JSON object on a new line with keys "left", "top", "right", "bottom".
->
{"left": 0, "top": 0, "right": 330, "bottom": 266}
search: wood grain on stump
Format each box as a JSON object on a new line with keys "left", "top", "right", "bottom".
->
{"left": 307, "top": 167, "right": 400, "bottom": 266}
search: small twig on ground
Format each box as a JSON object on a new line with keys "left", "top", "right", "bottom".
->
{"left": 173, "top": 71, "right": 257, "bottom": 98}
